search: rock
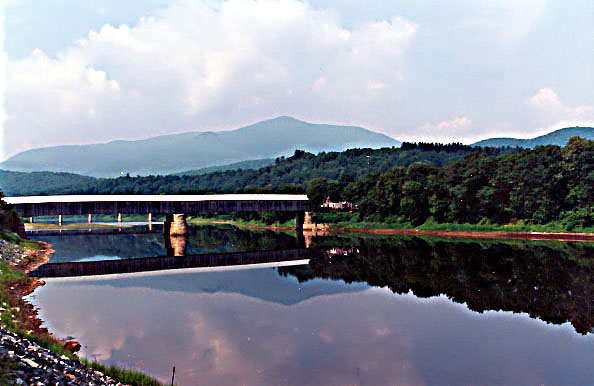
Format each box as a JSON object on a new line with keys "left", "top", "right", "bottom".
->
{"left": 22, "top": 358, "right": 39, "bottom": 368}
{"left": 64, "top": 340, "right": 81, "bottom": 353}
{"left": 1, "top": 327, "right": 122, "bottom": 385}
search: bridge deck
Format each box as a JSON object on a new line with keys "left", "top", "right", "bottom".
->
{"left": 3, "top": 194, "right": 308, "bottom": 204}
{"left": 4, "top": 194, "right": 310, "bottom": 217}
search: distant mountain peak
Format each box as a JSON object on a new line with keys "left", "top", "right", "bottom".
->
{"left": 269, "top": 115, "right": 301, "bottom": 122}
{"left": 1, "top": 117, "right": 400, "bottom": 177}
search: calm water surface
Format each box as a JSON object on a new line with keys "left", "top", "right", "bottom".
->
{"left": 28, "top": 225, "right": 593, "bottom": 385}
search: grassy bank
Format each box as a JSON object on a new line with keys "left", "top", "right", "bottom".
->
{"left": 187, "top": 212, "right": 593, "bottom": 234}
{"left": 188, "top": 215, "right": 296, "bottom": 228}
{"left": 313, "top": 212, "right": 594, "bottom": 234}
{"left": 82, "top": 359, "right": 165, "bottom": 386}
{"left": 328, "top": 220, "right": 594, "bottom": 234}
{"left": 0, "top": 232, "right": 167, "bottom": 386}
{"left": 0, "top": 231, "right": 43, "bottom": 250}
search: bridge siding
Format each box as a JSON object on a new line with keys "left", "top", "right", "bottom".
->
{"left": 13, "top": 200, "right": 310, "bottom": 217}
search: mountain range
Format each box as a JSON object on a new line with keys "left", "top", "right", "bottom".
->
{"left": 1, "top": 116, "right": 399, "bottom": 177}
{"left": 471, "top": 126, "right": 593, "bottom": 148}
{"left": 2, "top": 117, "right": 592, "bottom": 178}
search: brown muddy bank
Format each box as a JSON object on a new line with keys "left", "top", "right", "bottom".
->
{"left": 4, "top": 242, "right": 56, "bottom": 339}
{"left": 326, "top": 228, "right": 594, "bottom": 242}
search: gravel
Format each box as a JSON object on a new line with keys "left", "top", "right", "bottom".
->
{"left": 0, "top": 240, "right": 26, "bottom": 264}
{"left": 2, "top": 239, "right": 125, "bottom": 385}
{"left": 1, "top": 327, "right": 125, "bottom": 385}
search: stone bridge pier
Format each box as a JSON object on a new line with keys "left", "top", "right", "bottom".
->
{"left": 164, "top": 233, "right": 188, "bottom": 256}
{"left": 163, "top": 214, "right": 189, "bottom": 236}
{"left": 163, "top": 214, "right": 189, "bottom": 256}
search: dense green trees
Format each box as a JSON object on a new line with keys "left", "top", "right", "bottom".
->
{"left": 0, "top": 190, "right": 22, "bottom": 233}
{"left": 1, "top": 139, "right": 590, "bottom": 229}
{"left": 0, "top": 142, "right": 515, "bottom": 196}
{"left": 312, "top": 137, "right": 593, "bottom": 229}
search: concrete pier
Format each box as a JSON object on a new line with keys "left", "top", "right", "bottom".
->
{"left": 164, "top": 234, "right": 188, "bottom": 256}
{"left": 304, "top": 212, "right": 312, "bottom": 226}
{"left": 164, "top": 214, "right": 188, "bottom": 236}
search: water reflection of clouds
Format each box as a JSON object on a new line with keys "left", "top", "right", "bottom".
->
{"left": 33, "top": 284, "right": 428, "bottom": 384}
{"left": 31, "top": 277, "right": 593, "bottom": 385}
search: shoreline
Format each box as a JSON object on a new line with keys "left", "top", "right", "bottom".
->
{"left": 197, "top": 220, "right": 594, "bottom": 242}
{"left": 325, "top": 227, "right": 594, "bottom": 242}
{"left": 5, "top": 242, "right": 54, "bottom": 339}
{"left": 30, "top": 219, "right": 594, "bottom": 242}
{"left": 1, "top": 238, "right": 165, "bottom": 385}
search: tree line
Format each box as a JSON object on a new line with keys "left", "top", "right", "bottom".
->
{"left": 0, "top": 142, "right": 515, "bottom": 196}
{"left": 1, "top": 139, "right": 590, "bottom": 229}
{"left": 306, "top": 137, "right": 593, "bottom": 229}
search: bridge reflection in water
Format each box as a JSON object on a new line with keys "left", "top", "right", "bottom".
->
{"left": 29, "top": 247, "right": 309, "bottom": 278}
{"left": 27, "top": 222, "right": 318, "bottom": 278}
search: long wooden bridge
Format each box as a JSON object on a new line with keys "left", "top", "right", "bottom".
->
{"left": 4, "top": 194, "right": 311, "bottom": 236}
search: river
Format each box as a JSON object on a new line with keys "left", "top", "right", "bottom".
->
{"left": 26, "top": 224, "right": 593, "bottom": 385}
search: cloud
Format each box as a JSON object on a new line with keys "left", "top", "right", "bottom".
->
{"left": 4, "top": 0, "right": 417, "bottom": 159}
{"left": 477, "top": 0, "right": 547, "bottom": 42}
{"left": 470, "top": 89, "right": 594, "bottom": 142}
{"left": 524, "top": 88, "right": 594, "bottom": 127}
{"left": 409, "top": 117, "right": 473, "bottom": 143}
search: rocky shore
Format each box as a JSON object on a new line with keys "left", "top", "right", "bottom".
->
{"left": 0, "top": 237, "right": 126, "bottom": 385}
{"left": 1, "top": 328, "right": 123, "bottom": 385}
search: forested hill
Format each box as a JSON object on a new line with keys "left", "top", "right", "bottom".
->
{"left": 0, "top": 143, "right": 515, "bottom": 196}
{"left": 174, "top": 158, "right": 275, "bottom": 176}
{"left": 307, "top": 137, "right": 592, "bottom": 229}
{"left": 1, "top": 116, "right": 399, "bottom": 177}
{"left": 472, "top": 126, "right": 593, "bottom": 148}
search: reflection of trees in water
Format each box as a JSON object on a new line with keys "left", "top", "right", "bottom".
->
{"left": 34, "top": 225, "right": 298, "bottom": 262}
{"left": 186, "top": 225, "right": 296, "bottom": 253}
{"left": 280, "top": 236, "right": 593, "bottom": 335}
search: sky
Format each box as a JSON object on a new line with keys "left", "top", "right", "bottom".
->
{"left": 2, "top": 0, "right": 594, "bottom": 160}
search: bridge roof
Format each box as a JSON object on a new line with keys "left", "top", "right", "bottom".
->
{"left": 4, "top": 194, "right": 309, "bottom": 205}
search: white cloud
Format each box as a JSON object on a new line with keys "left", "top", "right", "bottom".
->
{"left": 408, "top": 117, "right": 473, "bottom": 143}
{"left": 481, "top": 0, "right": 547, "bottom": 42}
{"left": 4, "top": 0, "right": 418, "bottom": 158}
{"left": 468, "top": 90, "right": 594, "bottom": 142}
{"left": 524, "top": 88, "right": 594, "bottom": 127}
{"left": 457, "top": 0, "right": 548, "bottom": 50}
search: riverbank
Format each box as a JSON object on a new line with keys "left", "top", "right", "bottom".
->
{"left": 25, "top": 223, "right": 132, "bottom": 231}
{"left": 326, "top": 227, "right": 594, "bottom": 242}
{"left": 0, "top": 232, "right": 165, "bottom": 385}
{"left": 187, "top": 217, "right": 594, "bottom": 242}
